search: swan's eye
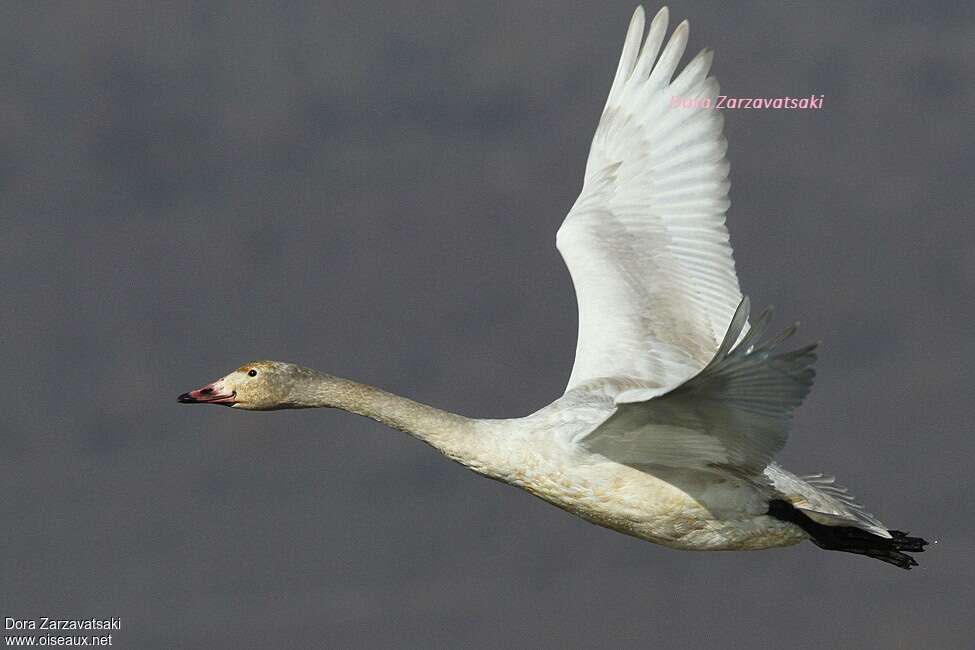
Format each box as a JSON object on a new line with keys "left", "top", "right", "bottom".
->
{"left": 248, "top": 369, "right": 258, "bottom": 377}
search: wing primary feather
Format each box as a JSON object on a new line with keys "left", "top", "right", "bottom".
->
{"left": 608, "top": 6, "right": 646, "bottom": 107}
{"left": 709, "top": 296, "right": 750, "bottom": 362}
{"left": 631, "top": 6, "right": 670, "bottom": 81}
{"left": 669, "top": 48, "right": 714, "bottom": 98}
{"left": 647, "top": 19, "right": 689, "bottom": 86}
{"left": 738, "top": 305, "right": 773, "bottom": 352}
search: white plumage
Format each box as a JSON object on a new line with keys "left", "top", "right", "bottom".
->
{"left": 181, "top": 5, "right": 927, "bottom": 569}
{"left": 559, "top": 7, "right": 739, "bottom": 392}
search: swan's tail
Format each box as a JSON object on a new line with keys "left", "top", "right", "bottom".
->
{"left": 768, "top": 499, "right": 929, "bottom": 570}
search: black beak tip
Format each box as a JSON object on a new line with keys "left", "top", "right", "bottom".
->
{"left": 178, "top": 393, "right": 196, "bottom": 403}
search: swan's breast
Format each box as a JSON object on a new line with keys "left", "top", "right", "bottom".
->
{"left": 463, "top": 428, "right": 803, "bottom": 550}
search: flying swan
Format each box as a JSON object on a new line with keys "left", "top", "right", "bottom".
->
{"left": 180, "top": 6, "right": 928, "bottom": 569}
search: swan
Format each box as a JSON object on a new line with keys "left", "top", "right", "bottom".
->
{"left": 179, "top": 6, "right": 927, "bottom": 569}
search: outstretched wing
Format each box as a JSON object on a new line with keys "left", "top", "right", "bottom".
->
{"left": 558, "top": 6, "right": 741, "bottom": 392}
{"left": 580, "top": 298, "right": 818, "bottom": 475}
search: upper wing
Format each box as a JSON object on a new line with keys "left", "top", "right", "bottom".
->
{"left": 580, "top": 297, "right": 818, "bottom": 475}
{"left": 558, "top": 6, "right": 741, "bottom": 392}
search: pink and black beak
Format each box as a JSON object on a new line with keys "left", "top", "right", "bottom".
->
{"left": 178, "top": 380, "right": 237, "bottom": 406}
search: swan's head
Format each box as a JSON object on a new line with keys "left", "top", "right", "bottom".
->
{"left": 178, "top": 360, "right": 321, "bottom": 411}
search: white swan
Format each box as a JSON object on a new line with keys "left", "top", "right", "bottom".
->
{"left": 180, "top": 6, "right": 926, "bottom": 569}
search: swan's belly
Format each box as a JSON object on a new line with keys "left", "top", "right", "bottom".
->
{"left": 479, "top": 449, "right": 804, "bottom": 551}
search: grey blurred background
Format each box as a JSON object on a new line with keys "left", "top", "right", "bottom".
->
{"left": 2, "top": 2, "right": 973, "bottom": 648}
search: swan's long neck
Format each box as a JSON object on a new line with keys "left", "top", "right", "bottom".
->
{"left": 291, "top": 374, "right": 479, "bottom": 458}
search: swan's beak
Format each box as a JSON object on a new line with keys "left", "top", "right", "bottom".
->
{"left": 178, "top": 380, "right": 237, "bottom": 406}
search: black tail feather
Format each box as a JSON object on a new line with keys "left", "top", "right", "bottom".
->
{"left": 768, "top": 499, "right": 929, "bottom": 570}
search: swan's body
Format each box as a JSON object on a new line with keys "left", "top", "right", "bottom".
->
{"left": 180, "top": 6, "right": 927, "bottom": 568}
